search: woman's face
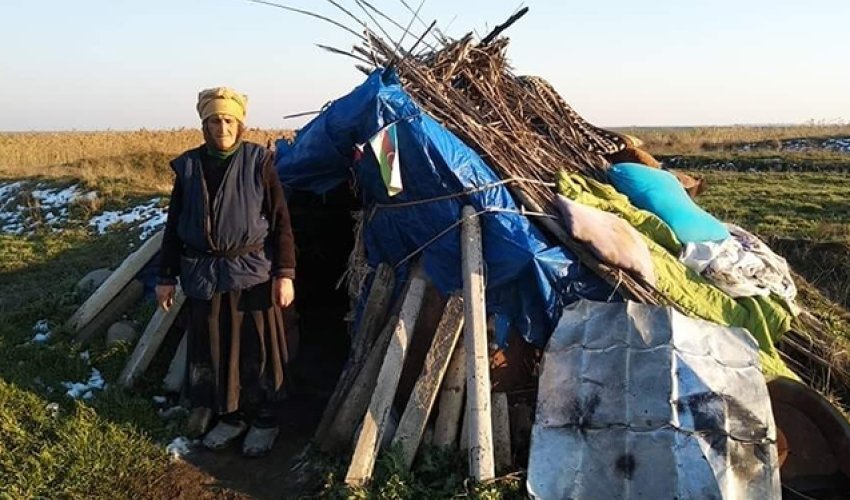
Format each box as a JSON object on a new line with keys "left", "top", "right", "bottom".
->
{"left": 206, "top": 114, "right": 240, "bottom": 150}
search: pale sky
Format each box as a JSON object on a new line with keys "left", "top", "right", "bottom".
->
{"left": 2, "top": 0, "right": 848, "bottom": 131}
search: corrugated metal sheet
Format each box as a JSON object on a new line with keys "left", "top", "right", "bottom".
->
{"left": 528, "top": 300, "right": 780, "bottom": 499}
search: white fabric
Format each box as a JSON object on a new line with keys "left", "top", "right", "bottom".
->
{"left": 680, "top": 223, "right": 797, "bottom": 307}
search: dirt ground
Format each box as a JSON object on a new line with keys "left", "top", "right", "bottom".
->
{"left": 179, "top": 394, "right": 327, "bottom": 499}
{"left": 149, "top": 293, "right": 350, "bottom": 499}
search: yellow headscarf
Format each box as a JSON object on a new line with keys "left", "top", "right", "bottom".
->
{"left": 196, "top": 87, "right": 248, "bottom": 123}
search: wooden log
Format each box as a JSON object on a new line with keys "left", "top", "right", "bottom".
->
{"left": 118, "top": 286, "right": 186, "bottom": 388}
{"left": 75, "top": 279, "right": 144, "bottom": 344}
{"left": 313, "top": 264, "right": 395, "bottom": 447}
{"left": 350, "top": 263, "right": 395, "bottom": 363}
{"left": 460, "top": 205, "right": 495, "bottom": 481}
{"left": 162, "top": 330, "right": 188, "bottom": 393}
{"left": 67, "top": 230, "right": 164, "bottom": 332}
{"left": 423, "top": 424, "right": 434, "bottom": 447}
{"left": 392, "top": 295, "right": 465, "bottom": 469}
{"left": 322, "top": 314, "right": 397, "bottom": 453}
{"left": 433, "top": 339, "right": 466, "bottom": 448}
{"left": 491, "top": 392, "right": 512, "bottom": 473}
{"left": 392, "top": 284, "right": 447, "bottom": 423}
{"left": 509, "top": 400, "right": 534, "bottom": 465}
{"left": 345, "top": 267, "right": 428, "bottom": 486}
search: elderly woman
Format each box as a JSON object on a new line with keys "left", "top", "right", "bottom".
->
{"left": 155, "top": 87, "right": 296, "bottom": 457}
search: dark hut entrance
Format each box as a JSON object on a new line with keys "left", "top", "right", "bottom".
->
{"left": 286, "top": 183, "right": 359, "bottom": 397}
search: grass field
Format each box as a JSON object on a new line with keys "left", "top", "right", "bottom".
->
{"left": 1, "top": 126, "right": 849, "bottom": 498}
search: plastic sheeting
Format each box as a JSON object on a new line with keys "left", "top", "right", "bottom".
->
{"left": 528, "top": 300, "right": 780, "bottom": 499}
{"left": 275, "top": 69, "right": 612, "bottom": 347}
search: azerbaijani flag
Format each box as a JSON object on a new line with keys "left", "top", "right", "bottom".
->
{"left": 369, "top": 122, "right": 403, "bottom": 196}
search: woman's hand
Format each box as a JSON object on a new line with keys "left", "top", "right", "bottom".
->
{"left": 273, "top": 277, "right": 295, "bottom": 308}
{"left": 155, "top": 284, "right": 176, "bottom": 311}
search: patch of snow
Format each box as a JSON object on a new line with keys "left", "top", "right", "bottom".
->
{"left": 45, "top": 402, "right": 60, "bottom": 418}
{"left": 138, "top": 210, "right": 168, "bottom": 240}
{"left": 0, "top": 181, "right": 23, "bottom": 201}
{"left": 89, "top": 198, "right": 167, "bottom": 238}
{"left": 62, "top": 368, "right": 106, "bottom": 400}
{"left": 31, "top": 319, "right": 52, "bottom": 344}
{"left": 152, "top": 395, "right": 167, "bottom": 405}
{"left": 32, "top": 184, "right": 81, "bottom": 209}
{"left": 0, "top": 182, "right": 89, "bottom": 234}
{"left": 0, "top": 182, "right": 25, "bottom": 234}
{"left": 166, "top": 436, "right": 197, "bottom": 460}
{"left": 738, "top": 137, "right": 850, "bottom": 154}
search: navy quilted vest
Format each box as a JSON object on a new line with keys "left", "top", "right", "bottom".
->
{"left": 171, "top": 142, "right": 271, "bottom": 299}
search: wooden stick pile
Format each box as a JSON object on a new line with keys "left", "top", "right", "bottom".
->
{"left": 354, "top": 28, "right": 664, "bottom": 306}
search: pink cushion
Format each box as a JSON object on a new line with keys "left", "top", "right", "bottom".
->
{"left": 555, "top": 195, "right": 656, "bottom": 286}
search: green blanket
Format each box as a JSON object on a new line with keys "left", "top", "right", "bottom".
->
{"left": 557, "top": 172, "right": 796, "bottom": 379}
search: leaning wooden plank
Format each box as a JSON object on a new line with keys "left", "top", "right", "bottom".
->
{"left": 118, "top": 286, "right": 186, "bottom": 388}
{"left": 350, "top": 263, "right": 395, "bottom": 363}
{"left": 321, "top": 314, "right": 397, "bottom": 453}
{"left": 491, "top": 392, "right": 512, "bottom": 473}
{"left": 313, "top": 263, "right": 395, "bottom": 446}
{"left": 345, "top": 267, "right": 428, "bottom": 486}
{"left": 162, "top": 330, "right": 188, "bottom": 393}
{"left": 67, "top": 230, "right": 164, "bottom": 332}
{"left": 460, "top": 205, "right": 495, "bottom": 481}
{"left": 433, "top": 338, "right": 466, "bottom": 448}
{"left": 75, "top": 279, "right": 144, "bottom": 344}
{"left": 392, "top": 294, "right": 464, "bottom": 469}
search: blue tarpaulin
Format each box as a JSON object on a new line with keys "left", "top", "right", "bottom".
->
{"left": 275, "top": 69, "right": 613, "bottom": 348}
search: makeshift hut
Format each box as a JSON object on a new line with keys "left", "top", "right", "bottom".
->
{"left": 268, "top": 7, "right": 850, "bottom": 497}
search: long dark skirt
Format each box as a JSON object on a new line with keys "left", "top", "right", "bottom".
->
{"left": 186, "top": 280, "right": 290, "bottom": 417}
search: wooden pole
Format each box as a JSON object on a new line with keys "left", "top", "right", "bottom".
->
{"left": 314, "top": 264, "right": 395, "bottom": 446}
{"left": 491, "top": 392, "right": 512, "bottom": 473}
{"left": 67, "top": 231, "right": 164, "bottom": 332}
{"left": 322, "top": 315, "right": 397, "bottom": 453}
{"left": 345, "top": 266, "right": 428, "bottom": 486}
{"left": 75, "top": 279, "right": 144, "bottom": 344}
{"left": 118, "top": 286, "right": 186, "bottom": 388}
{"left": 392, "top": 294, "right": 464, "bottom": 469}
{"left": 460, "top": 205, "right": 494, "bottom": 481}
{"left": 162, "top": 331, "right": 188, "bottom": 393}
{"left": 432, "top": 339, "right": 466, "bottom": 448}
